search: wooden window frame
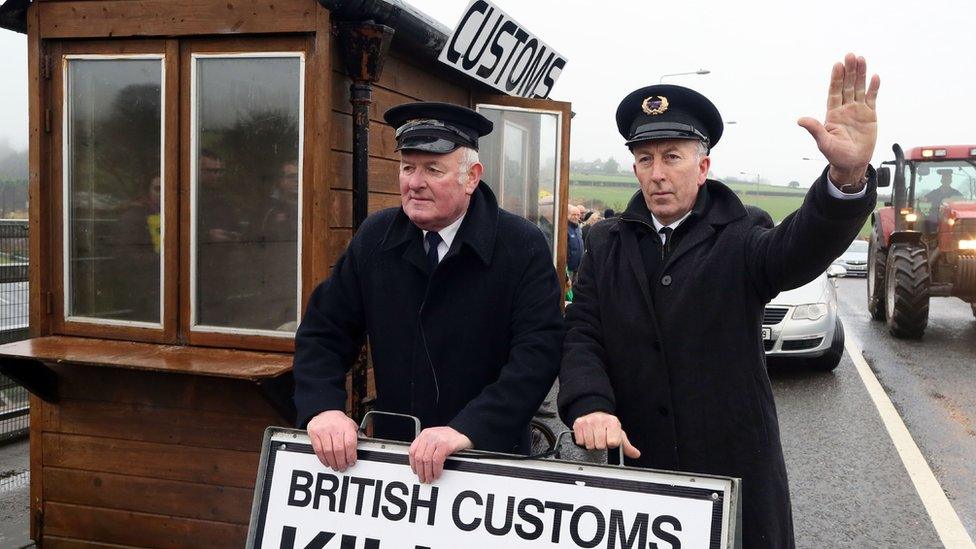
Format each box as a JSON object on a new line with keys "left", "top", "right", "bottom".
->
{"left": 49, "top": 36, "right": 317, "bottom": 353}
{"left": 180, "top": 37, "right": 311, "bottom": 353}
{"left": 51, "top": 40, "right": 180, "bottom": 345}
{"left": 475, "top": 97, "right": 572, "bottom": 281}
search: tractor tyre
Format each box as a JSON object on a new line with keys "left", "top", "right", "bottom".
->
{"left": 867, "top": 226, "right": 887, "bottom": 321}
{"left": 884, "top": 245, "right": 930, "bottom": 339}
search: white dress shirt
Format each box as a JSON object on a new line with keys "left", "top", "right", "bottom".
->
{"left": 422, "top": 213, "right": 466, "bottom": 263}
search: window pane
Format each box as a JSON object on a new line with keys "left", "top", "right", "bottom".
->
{"left": 478, "top": 107, "right": 560, "bottom": 255}
{"left": 66, "top": 58, "right": 162, "bottom": 324}
{"left": 194, "top": 56, "right": 302, "bottom": 333}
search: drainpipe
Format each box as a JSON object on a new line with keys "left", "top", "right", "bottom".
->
{"left": 336, "top": 20, "right": 394, "bottom": 421}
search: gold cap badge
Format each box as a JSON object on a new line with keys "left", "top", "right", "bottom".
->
{"left": 641, "top": 95, "right": 669, "bottom": 116}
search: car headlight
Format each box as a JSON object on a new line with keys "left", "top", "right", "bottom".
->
{"left": 792, "top": 303, "right": 828, "bottom": 321}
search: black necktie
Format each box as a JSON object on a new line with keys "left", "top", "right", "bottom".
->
{"left": 425, "top": 231, "right": 442, "bottom": 274}
{"left": 659, "top": 227, "right": 673, "bottom": 260}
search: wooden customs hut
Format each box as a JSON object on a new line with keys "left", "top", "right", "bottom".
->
{"left": 0, "top": 0, "right": 572, "bottom": 545}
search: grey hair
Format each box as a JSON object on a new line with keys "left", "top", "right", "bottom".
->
{"left": 456, "top": 147, "right": 480, "bottom": 185}
{"left": 695, "top": 141, "right": 709, "bottom": 160}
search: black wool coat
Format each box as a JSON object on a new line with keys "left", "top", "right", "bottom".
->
{"left": 558, "top": 169, "right": 876, "bottom": 548}
{"left": 294, "top": 182, "right": 564, "bottom": 453}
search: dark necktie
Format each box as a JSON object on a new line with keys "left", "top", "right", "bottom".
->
{"left": 659, "top": 227, "right": 673, "bottom": 260}
{"left": 425, "top": 231, "right": 443, "bottom": 274}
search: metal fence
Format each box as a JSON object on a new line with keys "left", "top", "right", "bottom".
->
{"left": 0, "top": 219, "right": 29, "bottom": 442}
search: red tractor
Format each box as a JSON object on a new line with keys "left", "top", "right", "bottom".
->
{"left": 867, "top": 144, "right": 976, "bottom": 338}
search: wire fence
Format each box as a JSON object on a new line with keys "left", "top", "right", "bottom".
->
{"left": 0, "top": 220, "right": 29, "bottom": 442}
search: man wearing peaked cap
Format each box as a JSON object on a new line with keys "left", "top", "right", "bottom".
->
{"left": 559, "top": 54, "right": 881, "bottom": 548}
{"left": 294, "top": 102, "right": 563, "bottom": 484}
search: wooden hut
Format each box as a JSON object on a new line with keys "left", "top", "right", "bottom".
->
{"left": 0, "top": 0, "right": 571, "bottom": 545}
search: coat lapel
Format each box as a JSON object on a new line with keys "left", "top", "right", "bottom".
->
{"left": 619, "top": 227, "right": 655, "bottom": 314}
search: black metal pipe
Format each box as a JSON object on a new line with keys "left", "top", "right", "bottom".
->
{"left": 350, "top": 81, "right": 372, "bottom": 229}
{"left": 336, "top": 21, "right": 394, "bottom": 230}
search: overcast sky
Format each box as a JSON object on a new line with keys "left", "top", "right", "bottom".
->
{"left": 1, "top": 0, "right": 974, "bottom": 184}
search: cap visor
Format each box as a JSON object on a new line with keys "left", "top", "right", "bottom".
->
{"left": 395, "top": 136, "right": 463, "bottom": 153}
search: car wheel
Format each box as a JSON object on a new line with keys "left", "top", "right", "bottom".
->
{"left": 809, "top": 317, "right": 844, "bottom": 371}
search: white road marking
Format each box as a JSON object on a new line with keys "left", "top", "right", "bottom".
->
{"left": 845, "top": 335, "right": 976, "bottom": 548}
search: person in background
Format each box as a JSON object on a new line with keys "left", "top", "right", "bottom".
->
{"left": 567, "top": 204, "right": 584, "bottom": 281}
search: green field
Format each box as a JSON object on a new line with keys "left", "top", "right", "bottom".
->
{"left": 570, "top": 183, "right": 876, "bottom": 238}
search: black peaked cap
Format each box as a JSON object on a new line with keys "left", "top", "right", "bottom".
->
{"left": 384, "top": 102, "right": 494, "bottom": 153}
{"left": 615, "top": 84, "right": 723, "bottom": 151}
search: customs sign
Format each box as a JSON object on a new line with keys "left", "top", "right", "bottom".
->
{"left": 247, "top": 428, "right": 740, "bottom": 548}
{"left": 437, "top": 0, "right": 567, "bottom": 99}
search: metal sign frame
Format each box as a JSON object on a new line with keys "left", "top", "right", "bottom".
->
{"left": 247, "top": 426, "right": 741, "bottom": 548}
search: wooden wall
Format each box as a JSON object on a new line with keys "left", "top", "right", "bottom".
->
{"left": 33, "top": 365, "right": 286, "bottom": 547}
{"left": 324, "top": 46, "right": 474, "bottom": 269}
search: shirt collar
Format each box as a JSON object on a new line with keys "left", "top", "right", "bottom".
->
{"left": 651, "top": 209, "right": 693, "bottom": 233}
{"left": 422, "top": 212, "right": 466, "bottom": 250}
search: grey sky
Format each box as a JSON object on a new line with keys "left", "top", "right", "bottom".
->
{"left": 2, "top": 0, "right": 974, "bottom": 185}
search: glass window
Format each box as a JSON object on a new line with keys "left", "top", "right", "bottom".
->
{"left": 192, "top": 54, "right": 303, "bottom": 334}
{"left": 478, "top": 106, "right": 561, "bottom": 257}
{"left": 65, "top": 57, "right": 164, "bottom": 325}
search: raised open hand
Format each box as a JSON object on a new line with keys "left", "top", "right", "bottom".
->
{"left": 798, "top": 53, "right": 880, "bottom": 186}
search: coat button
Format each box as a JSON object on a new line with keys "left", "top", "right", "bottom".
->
{"left": 661, "top": 274, "right": 672, "bottom": 286}
{"left": 658, "top": 406, "right": 669, "bottom": 416}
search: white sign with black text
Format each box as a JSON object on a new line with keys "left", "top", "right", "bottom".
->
{"left": 247, "top": 428, "right": 740, "bottom": 549}
{"left": 437, "top": 0, "right": 567, "bottom": 99}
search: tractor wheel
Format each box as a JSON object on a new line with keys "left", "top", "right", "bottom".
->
{"left": 867, "top": 226, "right": 887, "bottom": 321}
{"left": 884, "top": 245, "right": 930, "bottom": 339}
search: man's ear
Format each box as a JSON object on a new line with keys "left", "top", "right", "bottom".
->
{"left": 697, "top": 155, "right": 711, "bottom": 186}
{"left": 465, "top": 162, "right": 484, "bottom": 194}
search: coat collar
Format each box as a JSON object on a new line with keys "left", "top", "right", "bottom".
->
{"left": 380, "top": 182, "right": 499, "bottom": 270}
{"left": 615, "top": 180, "right": 748, "bottom": 267}
{"left": 617, "top": 179, "right": 745, "bottom": 231}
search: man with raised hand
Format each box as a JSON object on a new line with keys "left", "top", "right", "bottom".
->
{"left": 558, "top": 54, "right": 880, "bottom": 547}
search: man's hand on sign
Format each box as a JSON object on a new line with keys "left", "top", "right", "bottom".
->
{"left": 307, "top": 410, "right": 359, "bottom": 472}
{"left": 573, "top": 411, "right": 641, "bottom": 459}
{"left": 797, "top": 52, "right": 880, "bottom": 188}
{"left": 408, "top": 426, "right": 473, "bottom": 484}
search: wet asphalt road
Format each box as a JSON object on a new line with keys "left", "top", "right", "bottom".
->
{"left": 831, "top": 277, "right": 976, "bottom": 543}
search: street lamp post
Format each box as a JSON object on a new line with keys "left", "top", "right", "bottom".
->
{"left": 659, "top": 69, "right": 710, "bottom": 83}
{"left": 741, "top": 171, "right": 760, "bottom": 199}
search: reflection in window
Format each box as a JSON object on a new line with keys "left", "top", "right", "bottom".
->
{"left": 193, "top": 55, "right": 303, "bottom": 334}
{"left": 66, "top": 57, "right": 163, "bottom": 324}
{"left": 478, "top": 107, "right": 560, "bottom": 256}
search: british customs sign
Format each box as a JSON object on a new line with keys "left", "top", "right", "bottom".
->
{"left": 247, "top": 428, "right": 740, "bottom": 548}
{"left": 437, "top": 0, "right": 567, "bottom": 99}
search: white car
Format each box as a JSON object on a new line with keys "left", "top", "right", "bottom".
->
{"left": 832, "top": 239, "right": 869, "bottom": 277}
{"left": 762, "top": 266, "right": 846, "bottom": 370}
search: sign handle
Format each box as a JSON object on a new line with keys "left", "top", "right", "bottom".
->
{"left": 554, "top": 429, "right": 626, "bottom": 466}
{"left": 358, "top": 410, "right": 422, "bottom": 439}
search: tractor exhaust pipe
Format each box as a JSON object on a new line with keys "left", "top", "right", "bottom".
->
{"left": 892, "top": 143, "right": 906, "bottom": 231}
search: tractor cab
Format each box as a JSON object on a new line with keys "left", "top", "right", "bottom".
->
{"left": 869, "top": 144, "right": 976, "bottom": 338}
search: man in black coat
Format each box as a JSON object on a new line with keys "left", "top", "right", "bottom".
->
{"left": 293, "top": 102, "right": 563, "bottom": 484}
{"left": 558, "top": 54, "right": 881, "bottom": 547}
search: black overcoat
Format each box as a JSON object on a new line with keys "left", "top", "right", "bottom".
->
{"left": 558, "top": 169, "right": 876, "bottom": 548}
{"left": 294, "top": 182, "right": 563, "bottom": 453}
